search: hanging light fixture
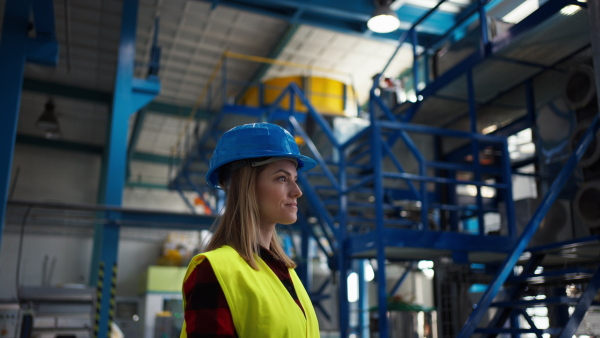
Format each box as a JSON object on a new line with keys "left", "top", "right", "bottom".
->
{"left": 367, "top": 0, "right": 401, "bottom": 33}
{"left": 36, "top": 98, "right": 61, "bottom": 139}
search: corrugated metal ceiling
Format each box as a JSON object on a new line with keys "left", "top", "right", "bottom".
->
{"left": 9, "top": 0, "right": 574, "bottom": 190}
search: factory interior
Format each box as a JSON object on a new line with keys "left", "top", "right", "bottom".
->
{"left": 1, "top": 0, "right": 600, "bottom": 337}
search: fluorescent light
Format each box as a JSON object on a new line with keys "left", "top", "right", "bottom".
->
{"left": 418, "top": 260, "right": 433, "bottom": 269}
{"left": 482, "top": 125, "right": 498, "bottom": 134}
{"left": 560, "top": 5, "right": 581, "bottom": 15}
{"left": 502, "top": 0, "right": 539, "bottom": 24}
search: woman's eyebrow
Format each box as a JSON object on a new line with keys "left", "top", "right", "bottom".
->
{"left": 271, "top": 169, "right": 296, "bottom": 177}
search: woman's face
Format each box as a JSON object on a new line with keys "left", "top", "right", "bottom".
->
{"left": 255, "top": 159, "right": 302, "bottom": 227}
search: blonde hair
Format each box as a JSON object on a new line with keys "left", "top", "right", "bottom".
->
{"left": 206, "top": 165, "right": 297, "bottom": 270}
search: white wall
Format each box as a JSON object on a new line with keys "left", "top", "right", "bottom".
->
{"left": 123, "top": 186, "right": 197, "bottom": 213}
{"left": 10, "top": 144, "right": 101, "bottom": 203}
{"left": 0, "top": 229, "right": 167, "bottom": 300}
{"left": 0, "top": 233, "right": 92, "bottom": 299}
{"left": 1, "top": 144, "right": 188, "bottom": 301}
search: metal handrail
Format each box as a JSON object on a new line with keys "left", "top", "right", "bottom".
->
{"left": 457, "top": 115, "right": 600, "bottom": 337}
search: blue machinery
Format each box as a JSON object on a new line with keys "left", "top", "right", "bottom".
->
{"left": 170, "top": 0, "right": 600, "bottom": 337}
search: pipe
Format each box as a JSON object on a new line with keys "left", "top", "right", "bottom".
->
{"left": 574, "top": 179, "right": 600, "bottom": 229}
{"left": 564, "top": 64, "right": 596, "bottom": 110}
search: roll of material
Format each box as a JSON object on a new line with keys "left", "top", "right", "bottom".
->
{"left": 570, "top": 121, "right": 600, "bottom": 168}
{"left": 563, "top": 64, "right": 596, "bottom": 110}
{"left": 574, "top": 180, "right": 600, "bottom": 229}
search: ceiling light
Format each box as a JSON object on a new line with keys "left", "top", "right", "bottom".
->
{"left": 560, "top": 5, "right": 581, "bottom": 15}
{"left": 502, "top": 0, "right": 539, "bottom": 24}
{"left": 482, "top": 125, "right": 498, "bottom": 134}
{"left": 36, "top": 98, "right": 61, "bottom": 138}
{"left": 367, "top": 3, "right": 401, "bottom": 33}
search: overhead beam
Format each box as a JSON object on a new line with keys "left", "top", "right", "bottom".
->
{"left": 125, "top": 181, "right": 169, "bottom": 190}
{"left": 23, "top": 78, "right": 112, "bottom": 104}
{"left": 145, "top": 101, "right": 212, "bottom": 119}
{"left": 201, "top": 0, "right": 453, "bottom": 44}
{"left": 131, "top": 151, "right": 181, "bottom": 165}
{"left": 15, "top": 133, "right": 181, "bottom": 166}
{"left": 22, "top": 78, "right": 212, "bottom": 119}
{"left": 16, "top": 134, "right": 104, "bottom": 154}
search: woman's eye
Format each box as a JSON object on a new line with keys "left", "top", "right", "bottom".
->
{"left": 278, "top": 176, "right": 287, "bottom": 182}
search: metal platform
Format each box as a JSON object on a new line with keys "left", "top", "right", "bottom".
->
{"left": 402, "top": 4, "right": 591, "bottom": 136}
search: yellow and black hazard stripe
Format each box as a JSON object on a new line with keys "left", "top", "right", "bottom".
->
{"left": 94, "top": 261, "right": 104, "bottom": 337}
{"left": 108, "top": 263, "right": 117, "bottom": 335}
{"left": 94, "top": 262, "right": 118, "bottom": 337}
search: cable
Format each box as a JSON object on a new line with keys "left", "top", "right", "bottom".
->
{"left": 15, "top": 205, "right": 32, "bottom": 303}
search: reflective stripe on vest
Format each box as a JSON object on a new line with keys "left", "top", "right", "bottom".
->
{"left": 180, "top": 245, "right": 319, "bottom": 338}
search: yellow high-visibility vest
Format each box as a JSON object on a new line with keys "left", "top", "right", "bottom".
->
{"left": 181, "top": 245, "right": 320, "bottom": 338}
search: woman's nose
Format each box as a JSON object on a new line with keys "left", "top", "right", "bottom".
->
{"left": 291, "top": 181, "right": 302, "bottom": 197}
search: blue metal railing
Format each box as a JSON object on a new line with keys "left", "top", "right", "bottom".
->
{"left": 458, "top": 115, "right": 600, "bottom": 337}
{"left": 170, "top": 70, "right": 525, "bottom": 335}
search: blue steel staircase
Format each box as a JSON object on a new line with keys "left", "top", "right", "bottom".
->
{"left": 457, "top": 117, "right": 600, "bottom": 337}
{"left": 473, "top": 236, "right": 600, "bottom": 337}
{"left": 170, "top": 81, "right": 520, "bottom": 336}
{"left": 169, "top": 0, "right": 600, "bottom": 336}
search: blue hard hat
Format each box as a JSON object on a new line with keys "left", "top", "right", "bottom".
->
{"left": 206, "top": 123, "right": 317, "bottom": 189}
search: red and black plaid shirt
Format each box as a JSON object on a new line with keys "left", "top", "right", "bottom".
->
{"left": 182, "top": 247, "right": 305, "bottom": 337}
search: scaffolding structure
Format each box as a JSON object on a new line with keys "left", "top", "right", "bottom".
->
{"left": 169, "top": 0, "right": 600, "bottom": 337}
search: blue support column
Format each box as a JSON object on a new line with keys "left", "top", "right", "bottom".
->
{"left": 358, "top": 260, "right": 369, "bottom": 338}
{"left": 411, "top": 29, "right": 419, "bottom": 93}
{"left": 338, "top": 114, "right": 350, "bottom": 338}
{"left": 0, "top": 0, "right": 58, "bottom": 254}
{"left": 370, "top": 93, "right": 389, "bottom": 338}
{"left": 126, "top": 109, "right": 146, "bottom": 180}
{"left": 0, "top": 0, "right": 29, "bottom": 255}
{"left": 90, "top": 0, "right": 160, "bottom": 336}
{"left": 509, "top": 311, "right": 520, "bottom": 336}
{"left": 466, "top": 69, "right": 485, "bottom": 233}
{"left": 298, "top": 212, "right": 312, "bottom": 288}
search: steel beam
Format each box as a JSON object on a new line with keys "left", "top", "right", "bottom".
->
{"left": 0, "top": 0, "right": 59, "bottom": 255}
{"left": 126, "top": 109, "right": 146, "bottom": 180}
{"left": 347, "top": 228, "right": 514, "bottom": 256}
{"left": 370, "top": 93, "right": 389, "bottom": 337}
{"left": 15, "top": 134, "right": 103, "bottom": 154}
{"left": 90, "top": 0, "right": 160, "bottom": 335}
{"left": 23, "top": 78, "right": 112, "bottom": 104}
{"left": 200, "top": 0, "right": 454, "bottom": 43}
{"left": 558, "top": 265, "right": 600, "bottom": 338}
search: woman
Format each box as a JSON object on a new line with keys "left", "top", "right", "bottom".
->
{"left": 180, "top": 123, "right": 320, "bottom": 337}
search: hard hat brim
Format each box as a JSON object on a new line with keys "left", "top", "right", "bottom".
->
{"left": 206, "top": 154, "right": 316, "bottom": 189}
